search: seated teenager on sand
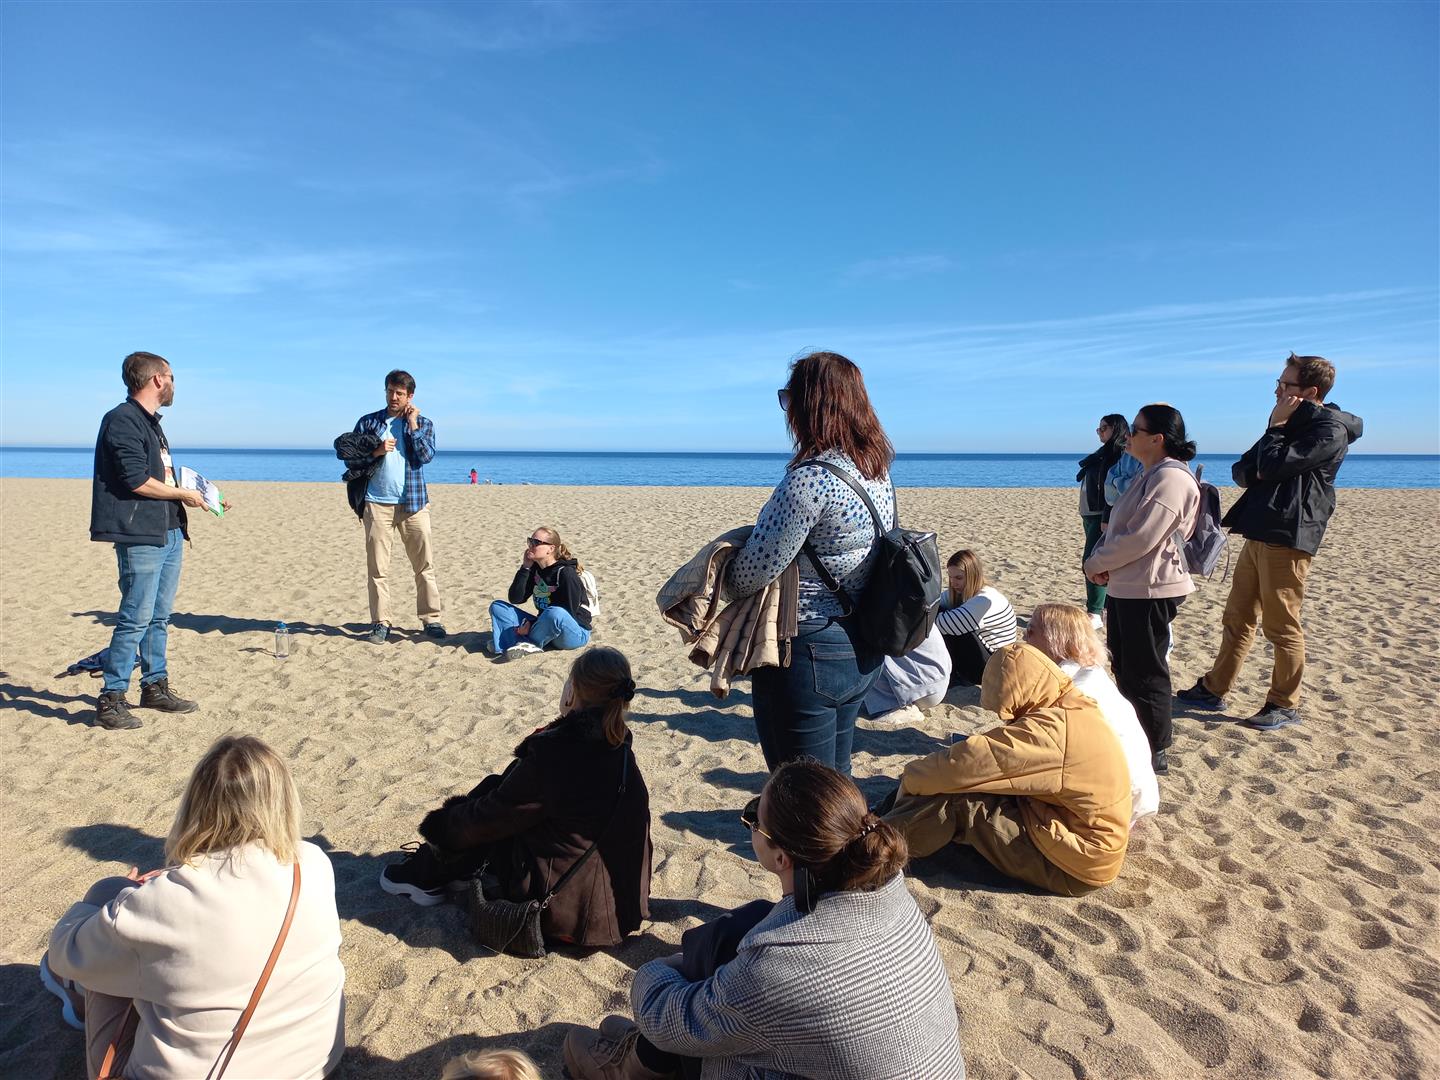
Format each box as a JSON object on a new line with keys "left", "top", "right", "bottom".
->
{"left": 381, "top": 647, "right": 651, "bottom": 950}
{"left": 883, "top": 641, "right": 1131, "bottom": 896}
{"left": 489, "top": 525, "right": 595, "bottom": 661}
{"left": 937, "top": 549, "right": 1017, "bottom": 686}
{"left": 564, "top": 760, "right": 965, "bottom": 1080}
{"left": 1024, "top": 603, "right": 1159, "bottom": 822}
{"left": 41, "top": 736, "right": 345, "bottom": 1080}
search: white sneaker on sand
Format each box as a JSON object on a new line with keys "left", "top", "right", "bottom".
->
{"left": 501, "top": 642, "right": 543, "bottom": 662}
{"left": 871, "top": 704, "right": 925, "bottom": 726}
{"left": 1089, "top": 613, "right": 1104, "bottom": 630}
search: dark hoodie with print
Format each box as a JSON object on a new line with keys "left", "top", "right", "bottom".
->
{"left": 1221, "top": 399, "right": 1364, "bottom": 556}
{"left": 508, "top": 558, "right": 593, "bottom": 630}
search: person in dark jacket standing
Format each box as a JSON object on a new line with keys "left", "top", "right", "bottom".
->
{"left": 90, "top": 352, "right": 228, "bottom": 730}
{"left": 379, "top": 647, "right": 651, "bottom": 949}
{"left": 1177, "top": 354, "right": 1363, "bottom": 731}
{"left": 488, "top": 525, "right": 594, "bottom": 661}
{"left": 1076, "top": 414, "right": 1130, "bottom": 628}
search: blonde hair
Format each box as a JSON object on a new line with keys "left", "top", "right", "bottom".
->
{"left": 1025, "top": 603, "right": 1107, "bottom": 669}
{"left": 564, "top": 646, "right": 634, "bottom": 747}
{"left": 165, "top": 735, "right": 302, "bottom": 866}
{"left": 536, "top": 524, "right": 582, "bottom": 572}
{"left": 946, "top": 549, "right": 985, "bottom": 603}
{"left": 440, "top": 1049, "right": 541, "bottom": 1080}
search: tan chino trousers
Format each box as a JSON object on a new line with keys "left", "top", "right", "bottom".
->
{"left": 363, "top": 502, "right": 442, "bottom": 625}
{"left": 1202, "top": 538, "right": 1311, "bottom": 708}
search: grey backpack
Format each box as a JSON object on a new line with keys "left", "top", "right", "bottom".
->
{"left": 1183, "top": 464, "right": 1229, "bottom": 581}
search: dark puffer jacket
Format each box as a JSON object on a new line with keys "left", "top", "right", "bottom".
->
{"left": 1222, "top": 400, "right": 1364, "bottom": 556}
{"left": 419, "top": 707, "right": 651, "bottom": 948}
{"left": 333, "top": 431, "right": 383, "bottom": 520}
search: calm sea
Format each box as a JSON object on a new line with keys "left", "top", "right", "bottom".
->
{"left": 3, "top": 447, "right": 1436, "bottom": 488}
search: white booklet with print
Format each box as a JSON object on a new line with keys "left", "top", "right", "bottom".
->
{"left": 177, "top": 465, "right": 225, "bottom": 517}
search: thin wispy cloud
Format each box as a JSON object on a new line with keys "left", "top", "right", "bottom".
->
{"left": 843, "top": 254, "right": 954, "bottom": 282}
{"left": 376, "top": 1, "right": 605, "bottom": 56}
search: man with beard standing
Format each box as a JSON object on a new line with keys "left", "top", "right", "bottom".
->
{"left": 90, "top": 352, "right": 225, "bottom": 730}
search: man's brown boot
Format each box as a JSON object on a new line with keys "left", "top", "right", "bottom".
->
{"left": 138, "top": 678, "right": 199, "bottom": 714}
{"left": 563, "top": 1016, "right": 675, "bottom": 1080}
{"left": 96, "top": 692, "right": 142, "bottom": 730}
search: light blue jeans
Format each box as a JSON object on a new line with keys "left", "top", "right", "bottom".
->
{"left": 102, "top": 528, "right": 184, "bottom": 693}
{"left": 489, "top": 601, "right": 590, "bottom": 652}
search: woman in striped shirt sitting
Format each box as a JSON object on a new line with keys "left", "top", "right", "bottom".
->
{"left": 938, "top": 549, "right": 1017, "bottom": 686}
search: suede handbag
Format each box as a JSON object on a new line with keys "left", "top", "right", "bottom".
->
{"left": 466, "top": 755, "right": 629, "bottom": 959}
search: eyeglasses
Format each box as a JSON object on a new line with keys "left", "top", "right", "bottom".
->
{"left": 526, "top": 536, "right": 552, "bottom": 548}
{"left": 1275, "top": 379, "right": 1306, "bottom": 392}
{"left": 777, "top": 389, "right": 790, "bottom": 411}
{"left": 739, "top": 796, "right": 773, "bottom": 842}
{"left": 1131, "top": 426, "right": 1155, "bottom": 436}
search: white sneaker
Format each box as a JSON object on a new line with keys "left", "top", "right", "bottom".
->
{"left": 501, "top": 642, "right": 543, "bottom": 662}
{"left": 1089, "top": 613, "right": 1104, "bottom": 630}
{"left": 871, "top": 703, "right": 925, "bottom": 726}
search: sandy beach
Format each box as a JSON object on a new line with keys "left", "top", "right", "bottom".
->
{"left": 1, "top": 477, "right": 1437, "bottom": 1079}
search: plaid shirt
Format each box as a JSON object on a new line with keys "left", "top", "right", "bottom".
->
{"left": 353, "top": 408, "right": 436, "bottom": 513}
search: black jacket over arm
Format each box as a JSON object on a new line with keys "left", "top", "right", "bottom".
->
{"left": 91, "top": 398, "right": 187, "bottom": 545}
{"left": 334, "top": 431, "right": 383, "bottom": 520}
{"left": 1220, "top": 400, "right": 1364, "bottom": 556}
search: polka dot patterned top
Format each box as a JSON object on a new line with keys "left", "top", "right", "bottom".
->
{"left": 725, "top": 448, "right": 895, "bottom": 622}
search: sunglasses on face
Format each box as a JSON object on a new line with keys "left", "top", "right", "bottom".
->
{"left": 526, "top": 537, "right": 551, "bottom": 548}
{"left": 739, "top": 796, "right": 773, "bottom": 842}
{"left": 777, "top": 389, "right": 790, "bottom": 411}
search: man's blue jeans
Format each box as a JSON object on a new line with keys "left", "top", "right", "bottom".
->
{"left": 749, "top": 617, "right": 881, "bottom": 776}
{"left": 102, "top": 528, "right": 184, "bottom": 693}
{"left": 489, "top": 601, "right": 590, "bottom": 653}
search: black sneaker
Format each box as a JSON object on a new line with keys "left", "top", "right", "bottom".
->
{"left": 1151, "top": 748, "right": 1170, "bottom": 775}
{"left": 1244, "top": 703, "right": 1302, "bottom": 731}
{"left": 138, "top": 678, "right": 199, "bottom": 714}
{"left": 379, "top": 842, "right": 451, "bottom": 906}
{"left": 96, "top": 692, "right": 142, "bottom": 730}
{"left": 424, "top": 622, "right": 447, "bottom": 639}
{"left": 1175, "top": 678, "right": 1225, "bottom": 711}
{"left": 366, "top": 622, "right": 391, "bottom": 644}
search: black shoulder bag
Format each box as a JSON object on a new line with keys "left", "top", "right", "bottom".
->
{"left": 466, "top": 752, "right": 630, "bottom": 958}
{"left": 798, "top": 459, "right": 943, "bottom": 658}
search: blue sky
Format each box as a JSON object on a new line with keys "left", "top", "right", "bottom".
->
{"left": 3, "top": 1, "right": 1436, "bottom": 453}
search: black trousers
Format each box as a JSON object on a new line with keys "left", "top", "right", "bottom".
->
{"left": 943, "top": 631, "right": 992, "bottom": 687}
{"left": 1105, "top": 595, "right": 1182, "bottom": 753}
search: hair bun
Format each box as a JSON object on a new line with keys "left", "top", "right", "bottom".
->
{"left": 613, "top": 678, "right": 636, "bottom": 703}
{"left": 851, "top": 817, "right": 879, "bottom": 844}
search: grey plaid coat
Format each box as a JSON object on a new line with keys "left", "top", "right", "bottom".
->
{"left": 631, "top": 874, "right": 964, "bottom": 1079}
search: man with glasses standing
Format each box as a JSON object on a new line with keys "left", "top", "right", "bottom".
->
{"left": 354, "top": 369, "right": 445, "bottom": 644}
{"left": 1177, "top": 354, "right": 1363, "bottom": 730}
{"left": 90, "top": 352, "right": 228, "bottom": 729}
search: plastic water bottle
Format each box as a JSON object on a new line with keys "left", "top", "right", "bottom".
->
{"left": 274, "top": 622, "right": 290, "bottom": 660}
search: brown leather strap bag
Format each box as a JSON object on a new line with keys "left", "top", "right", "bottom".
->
{"left": 97, "top": 861, "right": 302, "bottom": 1080}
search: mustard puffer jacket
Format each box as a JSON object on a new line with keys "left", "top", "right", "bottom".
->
{"left": 900, "top": 642, "right": 1132, "bottom": 886}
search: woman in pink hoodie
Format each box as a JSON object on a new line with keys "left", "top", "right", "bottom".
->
{"left": 1084, "top": 403, "right": 1200, "bottom": 776}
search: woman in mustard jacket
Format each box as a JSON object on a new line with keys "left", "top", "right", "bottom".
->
{"left": 882, "top": 642, "right": 1132, "bottom": 896}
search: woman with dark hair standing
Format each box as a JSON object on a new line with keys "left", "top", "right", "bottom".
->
{"left": 1084, "top": 404, "right": 1200, "bottom": 775}
{"left": 1076, "top": 413, "right": 1131, "bottom": 629}
{"left": 723, "top": 351, "right": 894, "bottom": 776}
{"left": 564, "top": 761, "right": 964, "bottom": 1080}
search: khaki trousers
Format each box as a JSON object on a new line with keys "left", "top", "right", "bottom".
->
{"left": 884, "top": 790, "right": 1097, "bottom": 897}
{"left": 363, "top": 502, "right": 442, "bottom": 625}
{"left": 1203, "top": 538, "right": 1311, "bottom": 708}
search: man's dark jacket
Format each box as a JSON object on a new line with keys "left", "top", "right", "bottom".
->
{"left": 91, "top": 397, "right": 187, "bottom": 545}
{"left": 1221, "top": 400, "right": 1363, "bottom": 556}
{"left": 333, "top": 431, "right": 383, "bottom": 521}
{"left": 418, "top": 707, "right": 652, "bottom": 948}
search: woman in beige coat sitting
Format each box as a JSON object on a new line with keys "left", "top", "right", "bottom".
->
{"left": 40, "top": 735, "right": 345, "bottom": 1079}
{"left": 883, "top": 641, "right": 1132, "bottom": 896}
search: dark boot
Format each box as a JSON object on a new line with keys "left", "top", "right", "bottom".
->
{"left": 96, "top": 692, "right": 142, "bottom": 730}
{"left": 138, "top": 678, "right": 199, "bottom": 714}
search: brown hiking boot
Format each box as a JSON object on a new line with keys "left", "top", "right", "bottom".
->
{"left": 96, "top": 692, "right": 142, "bottom": 730}
{"left": 563, "top": 1016, "right": 675, "bottom": 1080}
{"left": 138, "top": 678, "right": 199, "bottom": 714}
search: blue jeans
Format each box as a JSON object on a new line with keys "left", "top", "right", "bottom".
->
{"left": 102, "top": 528, "right": 184, "bottom": 693}
{"left": 749, "top": 617, "right": 881, "bottom": 776}
{"left": 489, "top": 601, "right": 591, "bottom": 652}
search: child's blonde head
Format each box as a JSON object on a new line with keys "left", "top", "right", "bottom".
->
{"left": 440, "top": 1048, "right": 541, "bottom": 1080}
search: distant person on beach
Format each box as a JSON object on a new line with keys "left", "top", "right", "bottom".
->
{"left": 41, "top": 735, "right": 345, "bottom": 1079}
{"left": 488, "top": 525, "right": 594, "bottom": 660}
{"left": 1084, "top": 404, "right": 1200, "bottom": 775}
{"left": 90, "top": 351, "right": 230, "bottom": 730}
{"left": 723, "top": 351, "right": 893, "bottom": 776}
{"left": 353, "top": 369, "right": 445, "bottom": 644}
{"left": 1178, "top": 354, "right": 1364, "bottom": 731}
{"left": 883, "top": 642, "right": 1131, "bottom": 896}
{"left": 1025, "top": 603, "right": 1159, "bottom": 822}
{"left": 1076, "top": 414, "right": 1131, "bottom": 629}
{"left": 380, "top": 647, "right": 651, "bottom": 950}
{"left": 936, "top": 549, "right": 1017, "bottom": 687}
{"left": 469, "top": 468, "right": 478, "bottom": 484}
{"left": 564, "top": 760, "right": 964, "bottom": 1080}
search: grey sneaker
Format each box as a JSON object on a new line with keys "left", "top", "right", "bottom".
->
{"left": 500, "top": 641, "right": 542, "bottom": 662}
{"left": 366, "top": 622, "right": 391, "bottom": 644}
{"left": 138, "top": 678, "right": 199, "bottom": 714}
{"left": 96, "top": 692, "right": 142, "bottom": 730}
{"left": 1175, "top": 678, "right": 1225, "bottom": 711}
{"left": 39, "top": 953, "right": 84, "bottom": 1030}
{"left": 423, "top": 622, "right": 447, "bottom": 639}
{"left": 1244, "top": 703, "right": 1302, "bottom": 731}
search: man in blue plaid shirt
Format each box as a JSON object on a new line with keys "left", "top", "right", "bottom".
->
{"left": 353, "top": 370, "right": 445, "bottom": 643}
